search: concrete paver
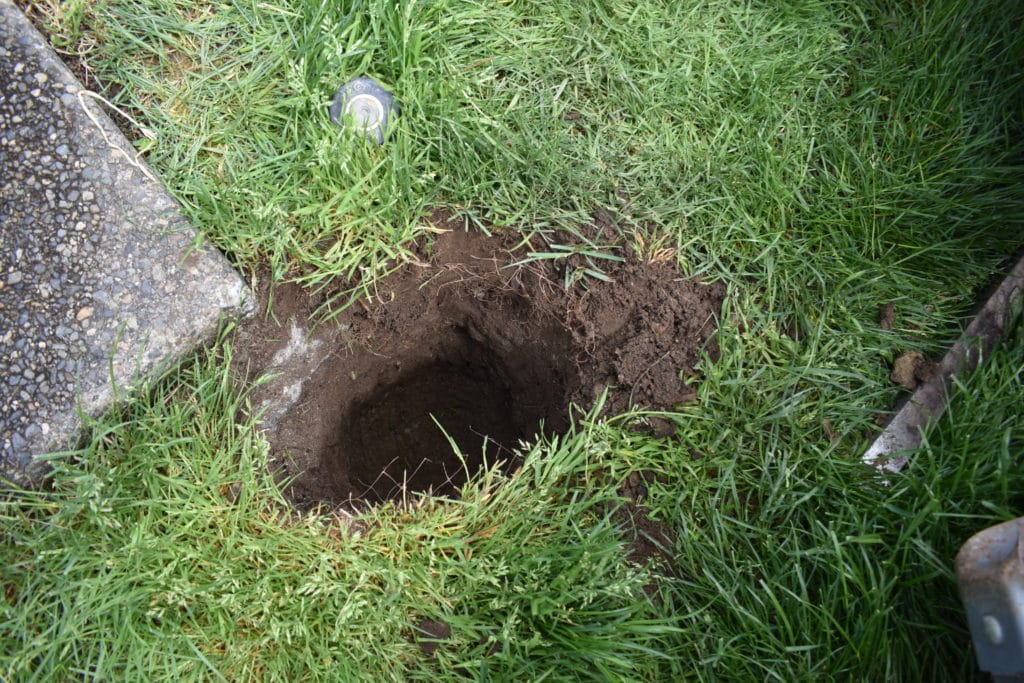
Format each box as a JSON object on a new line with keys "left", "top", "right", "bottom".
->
{"left": 0, "top": 2, "right": 251, "bottom": 486}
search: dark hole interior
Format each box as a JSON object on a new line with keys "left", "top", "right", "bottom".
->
{"left": 328, "top": 323, "right": 572, "bottom": 504}
{"left": 347, "top": 359, "right": 520, "bottom": 501}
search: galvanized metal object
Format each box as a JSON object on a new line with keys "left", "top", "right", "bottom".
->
{"left": 956, "top": 517, "right": 1024, "bottom": 681}
{"left": 863, "top": 254, "right": 1024, "bottom": 472}
{"left": 329, "top": 77, "right": 398, "bottom": 144}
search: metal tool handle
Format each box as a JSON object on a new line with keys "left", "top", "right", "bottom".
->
{"left": 956, "top": 517, "right": 1024, "bottom": 680}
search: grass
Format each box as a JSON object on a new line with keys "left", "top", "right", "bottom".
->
{"left": 2, "top": 345, "right": 680, "bottom": 679}
{"left": 3, "top": 0, "right": 1024, "bottom": 679}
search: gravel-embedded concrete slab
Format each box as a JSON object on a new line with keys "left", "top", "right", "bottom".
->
{"left": 0, "top": 2, "right": 251, "bottom": 486}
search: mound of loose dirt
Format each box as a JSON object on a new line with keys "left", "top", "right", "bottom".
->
{"left": 231, "top": 214, "right": 724, "bottom": 508}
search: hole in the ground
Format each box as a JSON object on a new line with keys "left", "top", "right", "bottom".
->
{"left": 336, "top": 325, "right": 564, "bottom": 502}
{"left": 258, "top": 266, "right": 578, "bottom": 507}
{"left": 232, "top": 223, "right": 725, "bottom": 510}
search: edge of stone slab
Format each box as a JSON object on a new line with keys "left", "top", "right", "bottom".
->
{"left": 0, "top": 2, "right": 254, "bottom": 488}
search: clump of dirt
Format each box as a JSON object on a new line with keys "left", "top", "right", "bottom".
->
{"left": 890, "top": 350, "right": 937, "bottom": 391}
{"left": 232, "top": 214, "right": 724, "bottom": 508}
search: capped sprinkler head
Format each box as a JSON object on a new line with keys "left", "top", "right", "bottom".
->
{"left": 329, "top": 77, "right": 398, "bottom": 144}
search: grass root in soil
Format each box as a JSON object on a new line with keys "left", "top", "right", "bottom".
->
{"left": 232, "top": 221, "right": 724, "bottom": 509}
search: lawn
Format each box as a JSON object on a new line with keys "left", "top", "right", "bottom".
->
{"left": 3, "top": 0, "right": 1024, "bottom": 680}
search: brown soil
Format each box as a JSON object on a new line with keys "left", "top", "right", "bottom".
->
{"left": 231, "top": 214, "right": 724, "bottom": 509}
{"left": 890, "top": 350, "right": 937, "bottom": 391}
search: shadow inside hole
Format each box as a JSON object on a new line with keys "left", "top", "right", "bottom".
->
{"left": 323, "top": 321, "right": 572, "bottom": 504}
{"left": 345, "top": 358, "right": 522, "bottom": 502}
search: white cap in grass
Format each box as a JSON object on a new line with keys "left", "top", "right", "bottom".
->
{"left": 329, "top": 77, "right": 398, "bottom": 144}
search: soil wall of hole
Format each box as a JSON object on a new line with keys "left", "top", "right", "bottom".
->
{"left": 231, "top": 215, "right": 724, "bottom": 508}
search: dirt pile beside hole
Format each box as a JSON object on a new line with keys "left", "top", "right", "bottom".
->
{"left": 232, "top": 217, "right": 724, "bottom": 508}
